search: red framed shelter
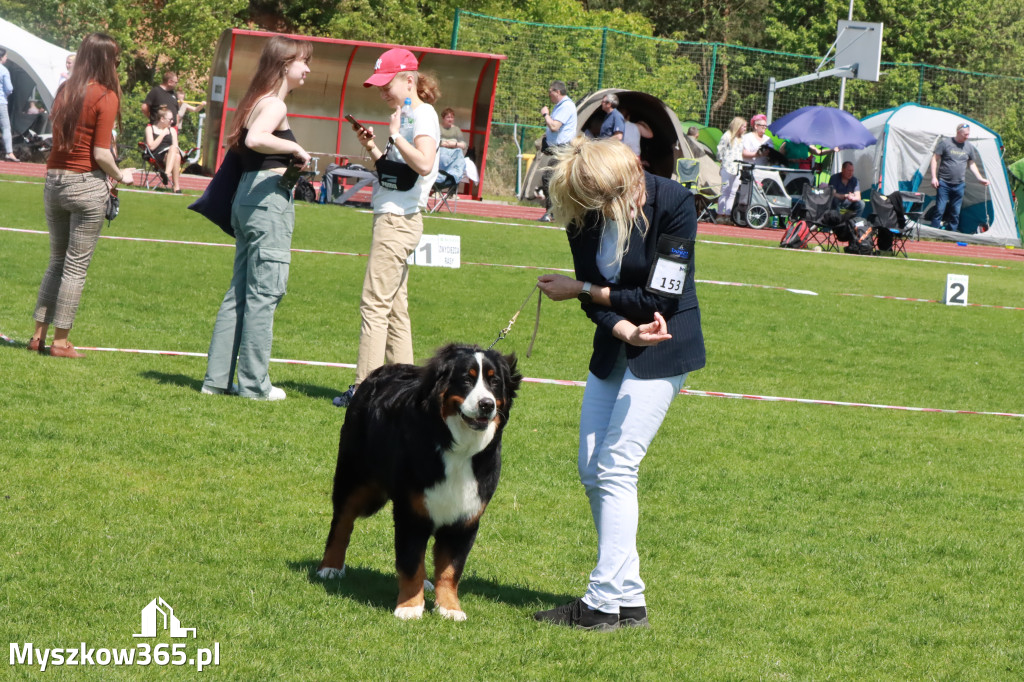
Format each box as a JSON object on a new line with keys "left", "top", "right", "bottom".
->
{"left": 202, "top": 29, "right": 505, "bottom": 199}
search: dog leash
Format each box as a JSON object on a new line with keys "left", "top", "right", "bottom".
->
{"left": 488, "top": 283, "right": 542, "bottom": 357}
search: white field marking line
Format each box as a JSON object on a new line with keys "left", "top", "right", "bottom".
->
{"left": 0, "top": 176, "right": 188, "bottom": 197}
{"left": 354, "top": 208, "right": 565, "bottom": 231}
{"left": 837, "top": 292, "right": 1024, "bottom": 311}
{"left": 698, "top": 238, "right": 1009, "bottom": 269}
{"left": 0, "top": 226, "right": 814, "bottom": 295}
{"left": 10, "top": 227, "right": 1024, "bottom": 307}
{"left": 3, "top": 331, "right": 1020, "bottom": 418}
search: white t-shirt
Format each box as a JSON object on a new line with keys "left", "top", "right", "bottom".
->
{"left": 372, "top": 102, "right": 440, "bottom": 215}
{"left": 741, "top": 131, "right": 773, "bottom": 166}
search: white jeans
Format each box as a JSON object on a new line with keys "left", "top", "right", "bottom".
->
{"left": 578, "top": 350, "right": 686, "bottom": 614}
{"left": 718, "top": 168, "right": 741, "bottom": 214}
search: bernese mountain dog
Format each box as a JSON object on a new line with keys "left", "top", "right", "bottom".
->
{"left": 317, "top": 343, "right": 521, "bottom": 621}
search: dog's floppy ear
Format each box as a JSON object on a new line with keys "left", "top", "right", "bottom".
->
{"left": 498, "top": 351, "right": 522, "bottom": 414}
{"left": 418, "top": 343, "right": 463, "bottom": 409}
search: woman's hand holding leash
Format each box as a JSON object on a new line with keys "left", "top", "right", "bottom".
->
{"left": 537, "top": 274, "right": 581, "bottom": 301}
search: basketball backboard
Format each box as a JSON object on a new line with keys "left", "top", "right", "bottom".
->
{"left": 836, "top": 20, "right": 883, "bottom": 82}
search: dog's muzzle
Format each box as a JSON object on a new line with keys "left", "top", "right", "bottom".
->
{"left": 460, "top": 397, "right": 496, "bottom": 431}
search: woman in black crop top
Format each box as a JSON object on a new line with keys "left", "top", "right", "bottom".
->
{"left": 201, "top": 36, "right": 313, "bottom": 402}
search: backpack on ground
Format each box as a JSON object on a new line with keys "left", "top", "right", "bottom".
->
{"left": 779, "top": 219, "right": 811, "bottom": 249}
{"left": 844, "top": 217, "right": 875, "bottom": 255}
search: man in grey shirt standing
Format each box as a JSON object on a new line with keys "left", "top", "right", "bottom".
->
{"left": 930, "top": 122, "right": 989, "bottom": 232}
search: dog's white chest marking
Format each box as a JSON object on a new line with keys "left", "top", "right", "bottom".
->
{"left": 424, "top": 453, "right": 483, "bottom": 526}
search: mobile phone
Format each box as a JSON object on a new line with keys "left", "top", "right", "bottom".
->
{"left": 278, "top": 157, "right": 305, "bottom": 192}
{"left": 344, "top": 114, "right": 368, "bottom": 134}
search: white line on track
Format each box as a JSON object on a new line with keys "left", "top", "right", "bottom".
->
{"left": 2, "top": 332, "right": 1019, "bottom": 418}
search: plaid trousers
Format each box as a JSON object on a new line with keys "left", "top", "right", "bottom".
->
{"left": 34, "top": 169, "right": 109, "bottom": 330}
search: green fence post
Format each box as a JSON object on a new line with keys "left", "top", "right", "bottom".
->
{"left": 450, "top": 8, "right": 461, "bottom": 51}
{"left": 597, "top": 28, "right": 608, "bottom": 90}
{"left": 918, "top": 64, "right": 925, "bottom": 103}
{"left": 704, "top": 43, "right": 718, "bottom": 127}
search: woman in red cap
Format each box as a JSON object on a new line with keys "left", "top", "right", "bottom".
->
{"left": 335, "top": 48, "right": 441, "bottom": 407}
{"left": 741, "top": 113, "right": 774, "bottom": 166}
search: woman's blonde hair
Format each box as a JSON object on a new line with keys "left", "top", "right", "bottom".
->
{"left": 548, "top": 137, "right": 648, "bottom": 266}
{"left": 725, "top": 116, "right": 746, "bottom": 142}
{"left": 395, "top": 70, "right": 441, "bottom": 105}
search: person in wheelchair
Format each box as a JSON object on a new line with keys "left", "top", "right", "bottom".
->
{"left": 828, "top": 161, "right": 865, "bottom": 217}
{"left": 144, "top": 105, "right": 184, "bottom": 192}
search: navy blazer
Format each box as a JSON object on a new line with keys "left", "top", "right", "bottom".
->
{"left": 568, "top": 173, "right": 706, "bottom": 380}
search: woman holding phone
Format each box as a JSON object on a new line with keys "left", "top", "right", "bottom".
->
{"left": 334, "top": 48, "right": 440, "bottom": 407}
{"left": 200, "top": 35, "right": 312, "bottom": 401}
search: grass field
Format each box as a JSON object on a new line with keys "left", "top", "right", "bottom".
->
{"left": 1, "top": 178, "right": 1023, "bottom": 680}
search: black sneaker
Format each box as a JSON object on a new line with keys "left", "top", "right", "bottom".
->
{"left": 332, "top": 384, "right": 356, "bottom": 408}
{"left": 618, "top": 605, "right": 649, "bottom": 628}
{"left": 533, "top": 598, "right": 619, "bottom": 631}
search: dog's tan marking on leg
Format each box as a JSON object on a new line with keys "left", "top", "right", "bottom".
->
{"left": 395, "top": 554, "right": 427, "bottom": 619}
{"left": 318, "top": 485, "right": 382, "bottom": 575}
{"left": 433, "top": 548, "right": 466, "bottom": 621}
{"left": 408, "top": 492, "right": 430, "bottom": 518}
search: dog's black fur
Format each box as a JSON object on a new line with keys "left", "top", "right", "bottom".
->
{"left": 318, "top": 344, "right": 521, "bottom": 620}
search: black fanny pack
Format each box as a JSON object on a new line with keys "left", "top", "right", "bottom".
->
{"left": 375, "top": 141, "right": 419, "bottom": 191}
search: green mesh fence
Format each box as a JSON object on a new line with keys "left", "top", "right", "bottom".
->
{"left": 452, "top": 10, "right": 1024, "bottom": 197}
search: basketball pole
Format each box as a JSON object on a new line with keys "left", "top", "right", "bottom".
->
{"left": 837, "top": 0, "right": 855, "bottom": 111}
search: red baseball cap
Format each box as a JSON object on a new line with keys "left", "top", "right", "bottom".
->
{"left": 363, "top": 48, "right": 418, "bottom": 87}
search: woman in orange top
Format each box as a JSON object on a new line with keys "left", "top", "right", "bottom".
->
{"left": 28, "top": 32, "right": 136, "bottom": 358}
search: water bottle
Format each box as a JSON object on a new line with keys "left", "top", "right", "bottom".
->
{"left": 401, "top": 97, "right": 414, "bottom": 135}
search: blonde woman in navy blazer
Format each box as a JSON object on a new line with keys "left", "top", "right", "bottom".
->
{"left": 534, "top": 137, "right": 705, "bottom": 631}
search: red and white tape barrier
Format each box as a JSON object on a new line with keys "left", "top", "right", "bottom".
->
{"left": 3, "top": 332, "right": 1020, "bottom": 418}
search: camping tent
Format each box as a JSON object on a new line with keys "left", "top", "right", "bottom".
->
{"left": 520, "top": 88, "right": 714, "bottom": 201}
{"left": 840, "top": 104, "right": 1021, "bottom": 246}
{"left": 0, "top": 17, "right": 71, "bottom": 112}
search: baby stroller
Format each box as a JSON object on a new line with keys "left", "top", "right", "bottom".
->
{"left": 731, "top": 163, "right": 793, "bottom": 229}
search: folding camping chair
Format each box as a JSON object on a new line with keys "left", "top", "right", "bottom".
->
{"left": 138, "top": 141, "right": 169, "bottom": 190}
{"left": 675, "top": 157, "right": 719, "bottom": 223}
{"left": 870, "top": 191, "right": 919, "bottom": 257}
{"left": 796, "top": 185, "right": 842, "bottom": 251}
{"left": 428, "top": 170, "right": 459, "bottom": 213}
{"left": 675, "top": 157, "right": 699, "bottom": 189}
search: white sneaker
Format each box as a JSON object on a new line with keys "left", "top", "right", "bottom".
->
{"left": 255, "top": 386, "right": 286, "bottom": 401}
{"left": 201, "top": 383, "right": 238, "bottom": 395}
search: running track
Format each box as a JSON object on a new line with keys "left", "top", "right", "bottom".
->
{"left": 3, "top": 159, "right": 1019, "bottom": 263}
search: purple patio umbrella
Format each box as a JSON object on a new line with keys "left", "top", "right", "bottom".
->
{"left": 768, "top": 105, "right": 877, "bottom": 150}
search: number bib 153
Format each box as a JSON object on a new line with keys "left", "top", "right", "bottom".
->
{"left": 645, "top": 235, "right": 693, "bottom": 298}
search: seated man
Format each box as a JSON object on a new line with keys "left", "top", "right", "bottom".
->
{"left": 829, "top": 161, "right": 865, "bottom": 216}
{"left": 438, "top": 107, "right": 466, "bottom": 184}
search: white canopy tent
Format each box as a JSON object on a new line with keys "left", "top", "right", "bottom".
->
{"left": 840, "top": 104, "right": 1021, "bottom": 247}
{"left": 0, "top": 17, "right": 72, "bottom": 110}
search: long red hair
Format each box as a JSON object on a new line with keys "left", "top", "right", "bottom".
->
{"left": 52, "top": 33, "right": 122, "bottom": 153}
{"left": 226, "top": 36, "right": 313, "bottom": 149}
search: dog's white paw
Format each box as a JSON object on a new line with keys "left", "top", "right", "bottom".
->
{"left": 437, "top": 606, "right": 467, "bottom": 622}
{"left": 316, "top": 566, "right": 346, "bottom": 580}
{"left": 423, "top": 579, "right": 435, "bottom": 592}
{"left": 394, "top": 604, "right": 425, "bottom": 620}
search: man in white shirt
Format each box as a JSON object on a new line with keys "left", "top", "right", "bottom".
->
{"left": 538, "top": 80, "right": 577, "bottom": 221}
